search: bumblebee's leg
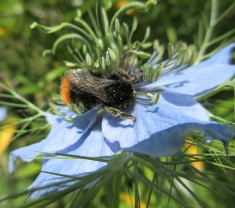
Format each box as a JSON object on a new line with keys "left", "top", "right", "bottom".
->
{"left": 104, "top": 106, "right": 136, "bottom": 122}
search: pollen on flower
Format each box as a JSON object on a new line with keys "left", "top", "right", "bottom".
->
{"left": 60, "top": 75, "right": 72, "bottom": 104}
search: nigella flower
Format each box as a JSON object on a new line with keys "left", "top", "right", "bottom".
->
{"left": 9, "top": 0, "right": 235, "bottom": 199}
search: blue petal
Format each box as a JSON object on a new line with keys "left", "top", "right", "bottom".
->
{"left": 160, "top": 92, "right": 210, "bottom": 122}
{"left": 199, "top": 44, "right": 235, "bottom": 66}
{"left": 27, "top": 120, "right": 114, "bottom": 199}
{"left": 0, "top": 107, "right": 7, "bottom": 122}
{"left": 9, "top": 107, "right": 99, "bottom": 172}
{"left": 102, "top": 92, "right": 234, "bottom": 157}
{"left": 140, "top": 44, "right": 235, "bottom": 96}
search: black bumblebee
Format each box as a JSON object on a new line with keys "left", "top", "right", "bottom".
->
{"left": 60, "top": 70, "right": 136, "bottom": 121}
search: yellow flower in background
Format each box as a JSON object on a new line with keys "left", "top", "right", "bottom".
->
{"left": 120, "top": 192, "right": 146, "bottom": 208}
{"left": 0, "top": 27, "right": 6, "bottom": 37}
{"left": 184, "top": 141, "right": 204, "bottom": 172}
{"left": 0, "top": 118, "right": 16, "bottom": 154}
{"left": 116, "top": 0, "right": 136, "bottom": 15}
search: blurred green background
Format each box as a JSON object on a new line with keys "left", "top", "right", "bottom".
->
{"left": 0, "top": 0, "right": 235, "bottom": 207}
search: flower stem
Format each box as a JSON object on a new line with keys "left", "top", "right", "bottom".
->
{"left": 193, "top": 0, "right": 218, "bottom": 64}
{"left": 0, "top": 82, "right": 44, "bottom": 116}
{"left": 196, "top": 80, "right": 233, "bottom": 101}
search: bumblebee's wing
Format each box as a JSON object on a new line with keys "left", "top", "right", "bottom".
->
{"left": 65, "top": 70, "right": 115, "bottom": 102}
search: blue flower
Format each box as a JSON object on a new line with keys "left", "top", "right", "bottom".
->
{"left": 0, "top": 107, "right": 7, "bottom": 122}
{"left": 9, "top": 44, "right": 235, "bottom": 199}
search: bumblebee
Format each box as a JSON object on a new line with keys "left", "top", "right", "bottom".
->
{"left": 60, "top": 70, "right": 136, "bottom": 121}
